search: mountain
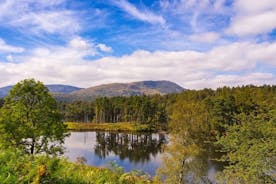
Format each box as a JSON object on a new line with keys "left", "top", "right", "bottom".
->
{"left": 0, "top": 81, "right": 184, "bottom": 101}
{"left": 0, "top": 84, "right": 82, "bottom": 98}
{"left": 61, "top": 80, "right": 184, "bottom": 101}
{"left": 46, "top": 85, "right": 82, "bottom": 94}
{"left": 0, "top": 86, "right": 13, "bottom": 98}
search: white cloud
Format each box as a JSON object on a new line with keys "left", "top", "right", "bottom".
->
{"left": 40, "top": 37, "right": 98, "bottom": 59}
{"left": 97, "top": 44, "right": 113, "bottom": 53}
{"left": 0, "top": 38, "right": 24, "bottom": 53}
{"left": 12, "top": 11, "right": 80, "bottom": 35}
{"left": 182, "top": 72, "right": 275, "bottom": 89}
{"left": 0, "top": 0, "right": 80, "bottom": 35}
{"left": 6, "top": 54, "right": 14, "bottom": 62}
{"left": 69, "top": 37, "right": 92, "bottom": 50}
{"left": 160, "top": 0, "right": 229, "bottom": 15}
{"left": 210, "top": 73, "right": 275, "bottom": 88}
{"left": 36, "top": 0, "right": 66, "bottom": 7}
{"left": 159, "top": 0, "right": 230, "bottom": 37}
{"left": 233, "top": 0, "right": 276, "bottom": 13}
{"left": 68, "top": 37, "right": 113, "bottom": 56}
{"left": 113, "top": 0, "right": 165, "bottom": 25}
{"left": 227, "top": 0, "right": 276, "bottom": 36}
{"left": 188, "top": 32, "right": 220, "bottom": 43}
{"left": 0, "top": 41, "right": 275, "bottom": 89}
{"left": 227, "top": 11, "right": 276, "bottom": 36}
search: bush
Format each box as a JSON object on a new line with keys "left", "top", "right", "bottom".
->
{"left": 0, "top": 147, "right": 153, "bottom": 184}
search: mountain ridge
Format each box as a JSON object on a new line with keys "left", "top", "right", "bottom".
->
{"left": 65, "top": 80, "right": 184, "bottom": 101}
{"left": 0, "top": 80, "right": 184, "bottom": 101}
{"left": 0, "top": 84, "right": 82, "bottom": 98}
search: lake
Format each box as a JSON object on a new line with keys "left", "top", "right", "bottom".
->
{"left": 63, "top": 131, "right": 223, "bottom": 181}
{"left": 63, "top": 131, "right": 168, "bottom": 176}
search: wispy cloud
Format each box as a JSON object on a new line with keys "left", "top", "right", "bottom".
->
{"left": 159, "top": 0, "right": 230, "bottom": 31}
{"left": 188, "top": 32, "right": 220, "bottom": 43}
{"left": 0, "top": 38, "right": 24, "bottom": 53}
{"left": 0, "top": 0, "right": 81, "bottom": 36}
{"left": 112, "top": 0, "right": 165, "bottom": 25}
{"left": 12, "top": 11, "right": 80, "bottom": 35}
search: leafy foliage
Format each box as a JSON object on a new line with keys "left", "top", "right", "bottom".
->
{"left": 0, "top": 79, "right": 68, "bottom": 155}
{"left": 0, "top": 98, "right": 4, "bottom": 108}
{"left": 158, "top": 85, "right": 276, "bottom": 183}
{"left": 0, "top": 147, "right": 152, "bottom": 184}
{"left": 215, "top": 108, "right": 276, "bottom": 183}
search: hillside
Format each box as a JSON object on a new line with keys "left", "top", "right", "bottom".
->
{"left": 46, "top": 85, "right": 82, "bottom": 94}
{"left": 0, "top": 84, "right": 82, "bottom": 98}
{"left": 0, "top": 81, "right": 184, "bottom": 101}
{"left": 0, "top": 86, "right": 13, "bottom": 98}
{"left": 58, "top": 80, "right": 184, "bottom": 101}
{"left": 74, "top": 80, "right": 183, "bottom": 95}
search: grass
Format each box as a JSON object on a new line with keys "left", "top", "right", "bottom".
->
{"left": 65, "top": 122, "right": 153, "bottom": 132}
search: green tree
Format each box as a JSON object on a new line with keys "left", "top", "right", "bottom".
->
{"left": 0, "top": 98, "right": 4, "bottom": 108}
{"left": 215, "top": 109, "right": 276, "bottom": 183}
{"left": 0, "top": 79, "right": 68, "bottom": 155}
{"left": 64, "top": 101, "right": 94, "bottom": 122}
{"left": 158, "top": 85, "right": 276, "bottom": 183}
{"left": 158, "top": 93, "right": 210, "bottom": 184}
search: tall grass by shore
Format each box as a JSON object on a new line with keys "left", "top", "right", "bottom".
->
{"left": 65, "top": 122, "right": 153, "bottom": 132}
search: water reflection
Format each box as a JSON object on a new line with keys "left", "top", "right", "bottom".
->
{"left": 94, "top": 132, "right": 166, "bottom": 163}
{"left": 63, "top": 131, "right": 167, "bottom": 175}
{"left": 180, "top": 145, "right": 224, "bottom": 184}
{"left": 158, "top": 135, "right": 224, "bottom": 184}
{"left": 63, "top": 131, "right": 223, "bottom": 179}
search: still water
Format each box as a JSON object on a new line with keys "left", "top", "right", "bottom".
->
{"left": 64, "top": 131, "right": 167, "bottom": 176}
{"left": 63, "top": 131, "right": 223, "bottom": 180}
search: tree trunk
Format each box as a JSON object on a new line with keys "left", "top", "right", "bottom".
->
{"left": 30, "top": 138, "right": 35, "bottom": 154}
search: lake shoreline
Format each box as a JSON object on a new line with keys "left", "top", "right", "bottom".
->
{"left": 65, "top": 122, "right": 165, "bottom": 133}
{"left": 64, "top": 130, "right": 168, "bottom": 177}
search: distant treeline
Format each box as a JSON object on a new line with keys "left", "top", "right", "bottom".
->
{"left": 57, "top": 95, "right": 169, "bottom": 129}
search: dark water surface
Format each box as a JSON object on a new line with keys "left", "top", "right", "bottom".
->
{"left": 63, "top": 131, "right": 223, "bottom": 180}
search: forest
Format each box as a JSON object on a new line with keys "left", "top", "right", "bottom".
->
{"left": 58, "top": 95, "right": 169, "bottom": 130}
{"left": 0, "top": 83, "right": 275, "bottom": 183}
{"left": 158, "top": 85, "right": 275, "bottom": 183}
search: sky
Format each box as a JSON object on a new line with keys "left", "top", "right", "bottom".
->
{"left": 0, "top": 0, "right": 275, "bottom": 89}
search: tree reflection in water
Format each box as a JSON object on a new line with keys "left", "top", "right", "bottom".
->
{"left": 94, "top": 132, "right": 167, "bottom": 163}
{"left": 157, "top": 134, "right": 224, "bottom": 184}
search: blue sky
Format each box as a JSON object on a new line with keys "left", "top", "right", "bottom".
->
{"left": 0, "top": 0, "right": 275, "bottom": 88}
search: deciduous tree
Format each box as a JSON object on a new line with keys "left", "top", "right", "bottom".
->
{"left": 0, "top": 79, "right": 68, "bottom": 155}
